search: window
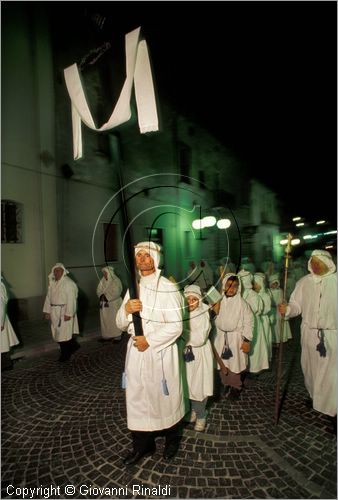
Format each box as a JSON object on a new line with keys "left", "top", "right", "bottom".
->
{"left": 1, "top": 200, "right": 23, "bottom": 243}
{"left": 103, "top": 223, "right": 118, "bottom": 261}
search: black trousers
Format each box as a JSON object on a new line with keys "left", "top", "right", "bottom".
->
{"left": 131, "top": 421, "right": 182, "bottom": 453}
{"left": 1, "top": 352, "right": 13, "bottom": 371}
{"left": 58, "top": 337, "right": 78, "bottom": 360}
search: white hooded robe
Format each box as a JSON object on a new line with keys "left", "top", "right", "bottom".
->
{"left": 214, "top": 274, "right": 254, "bottom": 374}
{"left": 286, "top": 251, "right": 337, "bottom": 417}
{"left": 238, "top": 270, "right": 269, "bottom": 373}
{"left": 1, "top": 281, "right": 19, "bottom": 353}
{"left": 96, "top": 267, "right": 123, "bottom": 339}
{"left": 268, "top": 275, "right": 292, "bottom": 343}
{"left": 183, "top": 287, "right": 214, "bottom": 401}
{"left": 43, "top": 264, "right": 79, "bottom": 342}
{"left": 116, "top": 244, "right": 184, "bottom": 432}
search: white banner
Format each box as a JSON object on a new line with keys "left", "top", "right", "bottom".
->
{"left": 64, "top": 27, "right": 159, "bottom": 160}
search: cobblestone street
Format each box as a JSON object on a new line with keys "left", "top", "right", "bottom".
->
{"left": 1, "top": 320, "right": 336, "bottom": 499}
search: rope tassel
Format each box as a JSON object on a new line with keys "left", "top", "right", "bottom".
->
{"left": 316, "top": 330, "right": 327, "bottom": 357}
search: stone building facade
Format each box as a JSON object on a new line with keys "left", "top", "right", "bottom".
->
{"left": 2, "top": 4, "right": 281, "bottom": 320}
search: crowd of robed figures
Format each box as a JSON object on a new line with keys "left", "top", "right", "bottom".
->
{"left": 1, "top": 244, "right": 336, "bottom": 465}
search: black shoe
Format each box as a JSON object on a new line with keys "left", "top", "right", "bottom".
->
{"left": 1, "top": 364, "right": 13, "bottom": 371}
{"left": 163, "top": 442, "right": 179, "bottom": 460}
{"left": 58, "top": 353, "right": 70, "bottom": 362}
{"left": 223, "top": 385, "right": 231, "bottom": 397}
{"left": 305, "top": 397, "right": 313, "bottom": 409}
{"left": 123, "top": 447, "right": 156, "bottom": 466}
{"left": 227, "top": 388, "right": 241, "bottom": 400}
{"left": 71, "top": 342, "right": 80, "bottom": 353}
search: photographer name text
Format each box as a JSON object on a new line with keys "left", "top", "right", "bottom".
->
{"left": 7, "top": 483, "right": 172, "bottom": 498}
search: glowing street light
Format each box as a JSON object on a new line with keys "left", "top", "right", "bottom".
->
{"left": 291, "top": 239, "right": 300, "bottom": 246}
{"left": 292, "top": 217, "right": 301, "bottom": 221}
{"left": 280, "top": 239, "right": 289, "bottom": 245}
{"left": 295, "top": 222, "right": 304, "bottom": 227}
{"left": 316, "top": 220, "right": 326, "bottom": 225}
{"left": 202, "top": 216, "right": 216, "bottom": 228}
{"left": 216, "top": 219, "right": 231, "bottom": 229}
{"left": 192, "top": 219, "right": 204, "bottom": 230}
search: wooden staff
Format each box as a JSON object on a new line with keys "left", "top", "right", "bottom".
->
{"left": 274, "top": 233, "right": 293, "bottom": 424}
{"left": 108, "top": 134, "right": 143, "bottom": 336}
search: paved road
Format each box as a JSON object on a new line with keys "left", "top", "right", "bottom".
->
{"left": 1, "top": 320, "right": 336, "bottom": 499}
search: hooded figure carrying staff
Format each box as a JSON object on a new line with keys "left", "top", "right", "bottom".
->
{"left": 116, "top": 241, "right": 185, "bottom": 466}
{"left": 278, "top": 250, "right": 337, "bottom": 425}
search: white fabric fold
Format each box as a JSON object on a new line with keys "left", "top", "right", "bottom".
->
{"left": 64, "top": 27, "right": 159, "bottom": 160}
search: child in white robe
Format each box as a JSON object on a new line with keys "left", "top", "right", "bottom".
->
{"left": 213, "top": 274, "right": 253, "bottom": 399}
{"left": 183, "top": 285, "right": 214, "bottom": 431}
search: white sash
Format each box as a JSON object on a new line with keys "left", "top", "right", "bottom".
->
{"left": 64, "top": 27, "right": 158, "bottom": 160}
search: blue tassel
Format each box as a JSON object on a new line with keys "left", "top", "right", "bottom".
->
{"left": 183, "top": 345, "right": 195, "bottom": 362}
{"left": 316, "top": 330, "right": 326, "bottom": 358}
{"left": 162, "top": 379, "right": 169, "bottom": 396}
{"left": 121, "top": 372, "right": 127, "bottom": 389}
{"left": 221, "top": 347, "right": 233, "bottom": 360}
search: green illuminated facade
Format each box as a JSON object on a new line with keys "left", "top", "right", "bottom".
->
{"left": 2, "top": 4, "right": 281, "bottom": 319}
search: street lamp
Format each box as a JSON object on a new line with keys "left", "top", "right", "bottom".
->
{"left": 217, "top": 219, "right": 231, "bottom": 229}
{"left": 192, "top": 219, "right": 204, "bottom": 230}
{"left": 202, "top": 216, "right": 217, "bottom": 228}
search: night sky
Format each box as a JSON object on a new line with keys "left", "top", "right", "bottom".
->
{"left": 52, "top": 2, "right": 337, "bottom": 224}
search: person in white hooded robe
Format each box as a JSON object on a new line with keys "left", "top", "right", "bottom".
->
{"left": 213, "top": 274, "right": 253, "bottom": 399}
{"left": 219, "top": 256, "right": 237, "bottom": 274}
{"left": 240, "top": 257, "right": 256, "bottom": 274}
{"left": 279, "top": 250, "right": 337, "bottom": 420}
{"left": 96, "top": 266, "right": 123, "bottom": 342}
{"left": 1, "top": 278, "right": 19, "bottom": 370}
{"left": 43, "top": 263, "right": 80, "bottom": 362}
{"left": 116, "top": 241, "right": 185, "bottom": 466}
{"left": 268, "top": 273, "right": 292, "bottom": 344}
{"left": 238, "top": 270, "right": 269, "bottom": 374}
{"left": 218, "top": 257, "right": 237, "bottom": 287}
{"left": 183, "top": 285, "right": 214, "bottom": 432}
{"left": 253, "top": 273, "right": 273, "bottom": 362}
{"left": 186, "top": 260, "right": 214, "bottom": 293}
